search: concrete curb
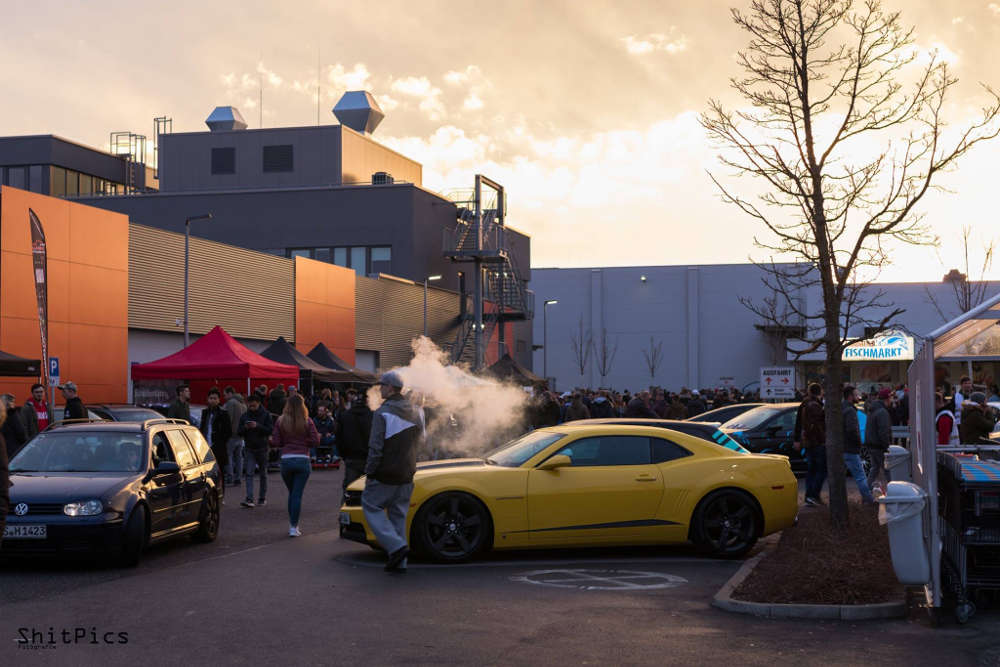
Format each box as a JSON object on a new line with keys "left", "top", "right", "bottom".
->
{"left": 711, "top": 540, "right": 907, "bottom": 620}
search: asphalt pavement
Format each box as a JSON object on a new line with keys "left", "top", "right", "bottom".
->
{"left": 3, "top": 468, "right": 1000, "bottom": 666}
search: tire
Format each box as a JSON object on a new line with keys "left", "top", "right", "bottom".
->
{"left": 692, "top": 489, "right": 759, "bottom": 558}
{"left": 118, "top": 506, "right": 147, "bottom": 568}
{"left": 411, "top": 492, "right": 492, "bottom": 563}
{"left": 193, "top": 491, "right": 220, "bottom": 543}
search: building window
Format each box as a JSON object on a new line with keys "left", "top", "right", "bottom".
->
{"left": 211, "top": 147, "right": 236, "bottom": 174}
{"left": 314, "top": 248, "right": 331, "bottom": 263}
{"left": 79, "top": 173, "right": 93, "bottom": 196}
{"left": 288, "top": 249, "right": 312, "bottom": 259}
{"left": 50, "top": 166, "right": 65, "bottom": 196}
{"left": 370, "top": 246, "right": 391, "bottom": 274}
{"left": 351, "top": 247, "right": 367, "bottom": 273}
{"left": 262, "top": 145, "right": 294, "bottom": 172}
{"left": 65, "top": 170, "right": 79, "bottom": 196}
{"left": 333, "top": 247, "right": 348, "bottom": 267}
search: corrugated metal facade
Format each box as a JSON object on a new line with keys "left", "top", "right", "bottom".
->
{"left": 355, "top": 275, "right": 462, "bottom": 371}
{"left": 129, "top": 223, "right": 295, "bottom": 341}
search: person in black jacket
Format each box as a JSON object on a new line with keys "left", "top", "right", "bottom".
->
{"left": 238, "top": 393, "right": 273, "bottom": 508}
{"left": 362, "top": 372, "right": 425, "bottom": 573}
{"left": 841, "top": 387, "right": 874, "bottom": 504}
{"left": 200, "top": 387, "right": 233, "bottom": 474}
{"left": 0, "top": 394, "right": 28, "bottom": 458}
{"left": 337, "top": 388, "right": 372, "bottom": 496}
{"left": 59, "top": 381, "right": 86, "bottom": 421}
{"left": 0, "top": 402, "right": 10, "bottom": 541}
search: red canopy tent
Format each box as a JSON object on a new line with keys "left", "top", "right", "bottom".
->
{"left": 131, "top": 326, "right": 299, "bottom": 400}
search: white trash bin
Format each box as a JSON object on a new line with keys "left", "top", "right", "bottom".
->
{"left": 877, "top": 481, "right": 929, "bottom": 585}
{"left": 886, "top": 445, "right": 912, "bottom": 482}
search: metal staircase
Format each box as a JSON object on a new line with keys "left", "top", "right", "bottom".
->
{"left": 442, "top": 176, "right": 533, "bottom": 368}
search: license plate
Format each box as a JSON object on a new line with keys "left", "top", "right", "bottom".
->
{"left": 3, "top": 524, "right": 47, "bottom": 539}
{"left": 339, "top": 511, "right": 351, "bottom": 526}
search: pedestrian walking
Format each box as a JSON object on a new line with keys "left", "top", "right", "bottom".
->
{"left": 590, "top": 390, "right": 615, "bottom": 419}
{"left": 625, "top": 391, "right": 656, "bottom": 418}
{"left": 223, "top": 386, "right": 247, "bottom": 486}
{"left": 686, "top": 390, "right": 707, "bottom": 418}
{"left": 313, "top": 403, "right": 337, "bottom": 462}
{"left": 268, "top": 384, "right": 287, "bottom": 417}
{"left": 272, "top": 394, "right": 319, "bottom": 537}
{"left": 799, "top": 383, "right": 826, "bottom": 506}
{"left": 841, "top": 387, "right": 874, "bottom": 504}
{"left": 0, "top": 394, "right": 28, "bottom": 457}
{"left": 337, "top": 389, "right": 373, "bottom": 498}
{"left": 564, "top": 394, "right": 591, "bottom": 422}
{"left": 865, "top": 388, "right": 893, "bottom": 494}
{"left": 954, "top": 376, "right": 973, "bottom": 428}
{"left": 199, "top": 388, "right": 232, "bottom": 482}
{"left": 22, "top": 383, "right": 50, "bottom": 439}
{"left": 959, "top": 392, "right": 996, "bottom": 445}
{"left": 362, "top": 371, "right": 425, "bottom": 573}
{"left": 59, "top": 381, "right": 86, "bottom": 420}
{"left": 935, "top": 392, "right": 959, "bottom": 446}
{"left": 238, "top": 393, "right": 273, "bottom": 508}
{"left": 166, "top": 384, "right": 192, "bottom": 422}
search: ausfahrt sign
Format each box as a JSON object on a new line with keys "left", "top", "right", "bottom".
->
{"left": 760, "top": 366, "right": 795, "bottom": 399}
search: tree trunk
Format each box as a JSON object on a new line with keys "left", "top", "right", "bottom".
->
{"left": 823, "top": 330, "right": 849, "bottom": 531}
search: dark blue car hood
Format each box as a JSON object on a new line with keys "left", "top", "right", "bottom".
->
{"left": 7, "top": 472, "right": 134, "bottom": 502}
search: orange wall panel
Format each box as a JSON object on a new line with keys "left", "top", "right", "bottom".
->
{"left": 294, "top": 257, "right": 356, "bottom": 365}
{"left": 0, "top": 186, "right": 129, "bottom": 403}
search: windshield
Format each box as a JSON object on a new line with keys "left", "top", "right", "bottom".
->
{"left": 11, "top": 432, "right": 147, "bottom": 473}
{"left": 722, "top": 406, "right": 784, "bottom": 431}
{"left": 485, "top": 431, "right": 565, "bottom": 468}
{"left": 109, "top": 408, "right": 164, "bottom": 422}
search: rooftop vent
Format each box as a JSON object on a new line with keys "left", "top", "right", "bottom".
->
{"left": 205, "top": 106, "right": 248, "bottom": 132}
{"left": 333, "top": 91, "right": 384, "bottom": 134}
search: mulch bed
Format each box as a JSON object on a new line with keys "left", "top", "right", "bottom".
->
{"left": 733, "top": 501, "right": 903, "bottom": 605}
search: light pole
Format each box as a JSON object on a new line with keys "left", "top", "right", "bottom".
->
{"left": 184, "top": 213, "right": 213, "bottom": 347}
{"left": 423, "top": 274, "right": 442, "bottom": 337}
{"left": 543, "top": 299, "right": 558, "bottom": 381}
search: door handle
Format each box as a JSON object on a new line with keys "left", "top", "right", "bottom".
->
{"left": 635, "top": 475, "right": 657, "bottom": 482}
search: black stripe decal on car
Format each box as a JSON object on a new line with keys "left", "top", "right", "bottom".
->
{"left": 510, "top": 519, "right": 679, "bottom": 533}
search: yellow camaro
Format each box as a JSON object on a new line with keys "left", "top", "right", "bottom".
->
{"left": 339, "top": 424, "right": 798, "bottom": 562}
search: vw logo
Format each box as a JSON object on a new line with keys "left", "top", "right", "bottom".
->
{"left": 14, "top": 503, "right": 29, "bottom": 516}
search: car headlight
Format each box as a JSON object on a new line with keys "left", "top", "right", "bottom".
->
{"left": 64, "top": 499, "right": 104, "bottom": 516}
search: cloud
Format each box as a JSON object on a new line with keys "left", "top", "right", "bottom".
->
{"left": 622, "top": 30, "right": 689, "bottom": 55}
{"left": 327, "top": 62, "right": 371, "bottom": 91}
{"left": 990, "top": 3, "right": 1000, "bottom": 17}
{"left": 256, "top": 62, "right": 283, "bottom": 87}
{"left": 390, "top": 76, "right": 446, "bottom": 120}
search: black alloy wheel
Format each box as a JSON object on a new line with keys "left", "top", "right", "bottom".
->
{"left": 193, "top": 492, "right": 220, "bottom": 543}
{"left": 119, "top": 506, "right": 147, "bottom": 568}
{"left": 412, "top": 492, "right": 491, "bottom": 562}
{"left": 693, "top": 490, "right": 758, "bottom": 558}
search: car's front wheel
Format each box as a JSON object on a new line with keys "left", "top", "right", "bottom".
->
{"left": 118, "top": 506, "right": 147, "bottom": 568}
{"left": 692, "top": 490, "right": 759, "bottom": 558}
{"left": 193, "top": 492, "right": 220, "bottom": 543}
{"left": 411, "top": 492, "right": 492, "bottom": 562}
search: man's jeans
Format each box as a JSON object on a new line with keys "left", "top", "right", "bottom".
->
{"left": 226, "top": 437, "right": 244, "bottom": 482}
{"left": 279, "top": 457, "right": 311, "bottom": 526}
{"left": 844, "top": 453, "right": 874, "bottom": 503}
{"left": 362, "top": 478, "right": 413, "bottom": 556}
{"left": 244, "top": 448, "right": 269, "bottom": 501}
{"left": 867, "top": 448, "right": 891, "bottom": 490}
{"left": 805, "top": 445, "right": 828, "bottom": 500}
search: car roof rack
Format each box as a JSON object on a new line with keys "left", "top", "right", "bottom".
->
{"left": 43, "top": 417, "right": 113, "bottom": 431}
{"left": 141, "top": 418, "right": 191, "bottom": 428}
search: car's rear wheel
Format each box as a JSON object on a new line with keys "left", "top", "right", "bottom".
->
{"left": 412, "top": 492, "right": 491, "bottom": 562}
{"left": 193, "top": 492, "right": 220, "bottom": 543}
{"left": 118, "top": 506, "right": 147, "bottom": 568}
{"left": 692, "top": 490, "right": 758, "bottom": 558}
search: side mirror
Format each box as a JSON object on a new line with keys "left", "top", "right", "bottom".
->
{"left": 155, "top": 461, "right": 180, "bottom": 474}
{"left": 537, "top": 454, "right": 572, "bottom": 471}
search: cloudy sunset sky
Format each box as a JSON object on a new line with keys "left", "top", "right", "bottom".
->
{"left": 3, "top": 0, "right": 999, "bottom": 282}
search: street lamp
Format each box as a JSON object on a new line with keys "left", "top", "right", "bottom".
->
{"left": 543, "top": 299, "right": 558, "bottom": 380}
{"left": 184, "top": 213, "right": 213, "bottom": 347}
{"left": 423, "top": 274, "right": 442, "bottom": 337}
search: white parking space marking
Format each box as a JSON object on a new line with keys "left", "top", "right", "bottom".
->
{"left": 510, "top": 569, "right": 688, "bottom": 591}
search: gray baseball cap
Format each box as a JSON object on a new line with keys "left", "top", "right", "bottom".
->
{"left": 377, "top": 371, "right": 404, "bottom": 389}
{"left": 58, "top": 381, "right": 78, "bottom": 392}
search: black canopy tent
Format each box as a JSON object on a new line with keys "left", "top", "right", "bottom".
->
{"left": 483, "top": 353, "right": 545, "bottom": 386}
{"left": 306, "top": 343, "right": 376, "bottom": 384}
{"left": 259, "top": 337, "right": 363, "bottom": 385}
{"left": 0, "top": 350, "right": 42, "bottom": 377}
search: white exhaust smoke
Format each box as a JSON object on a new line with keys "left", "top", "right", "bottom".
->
{"left": 367, "top": 337, "right": 530, "bottom": 459}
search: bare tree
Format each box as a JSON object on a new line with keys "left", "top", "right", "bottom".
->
{"left": 593, "top": 329, "right": 619, "bottom": 384}
{"left": 569, "top": 317, "right": 593, "bottom": 378}
{"left": 925, "top": 226, "right": 997, "bottom": 322}
{"left": 642, "top": 337, "right": 665, "bottom": 380}
{"left": 701, "top": 0, "right": 1000, "bottom": 528}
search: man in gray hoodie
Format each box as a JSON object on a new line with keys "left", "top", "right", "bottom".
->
{"left": 362, "top": 371, "right": 425, "bottom": 573}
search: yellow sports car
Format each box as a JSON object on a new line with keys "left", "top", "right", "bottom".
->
{"left": 339, "top": 424, "right": 798, "bottom": 562}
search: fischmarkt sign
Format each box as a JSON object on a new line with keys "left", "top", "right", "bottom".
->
{"left": 842, "top": 330, "right": 914, "bottom": 362}
{"left": 760, "top": 367, "right": 795, "bottom": 399}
